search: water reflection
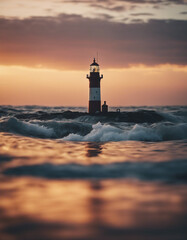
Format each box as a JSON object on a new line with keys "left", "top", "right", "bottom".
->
{"left": 89, "top": 181, "right": 103, "bottom": 228}
{"left": 1, "top": 133, "right": 187, "bottom": 239}
{"left": 86, "top": 142, "right": 103, "bottom": 157}
{"left": 1, "top": 133, "right": 187, "bottom": 168}
{"left": 0, "top": 178, "right": 187, "bottom": 240}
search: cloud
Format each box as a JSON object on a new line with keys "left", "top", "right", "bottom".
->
{"left": 96, "top": 13, "right": 114, "bottom": 20}
{"left": 119, "top": 0, "right": 186, "bottom": 3}
{"left": 130, "top": 19, "right": 144, "bottom": 23}
{"left": 90, "top": 3, "right": 126, "bottom": 12}
{"left": 130, "top": 13, "right": 154, "bottom": 16}
{"left": 59, "top": 0, "right": 187, "bottom": 13}
{"left": 61, "top": 0, "right": 187, "bottom": 5}
{"left": 0, "top": 14, "right": 186, "bottom": 70}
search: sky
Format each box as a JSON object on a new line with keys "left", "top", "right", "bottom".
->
{"left": 0, "top": 0, "right": 187, "bottom": 106}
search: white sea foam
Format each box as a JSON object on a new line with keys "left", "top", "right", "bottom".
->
{"left": 62, "top": 122, "right": 159, "bottom": 141}
{"left": 63, "top": 122, "right": 187, "bottom": 142}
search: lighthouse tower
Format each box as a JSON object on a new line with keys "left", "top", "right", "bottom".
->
{"left": 87, "top": 58, "right": 103, "bottom": 114}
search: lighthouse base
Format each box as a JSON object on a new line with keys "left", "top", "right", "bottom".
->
{"left": 89, "top": 101, "right": 101, "bottom": 114}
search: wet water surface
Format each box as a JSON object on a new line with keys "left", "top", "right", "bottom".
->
{"left": 0, "top": 106, "right": 187, "bottom": 240}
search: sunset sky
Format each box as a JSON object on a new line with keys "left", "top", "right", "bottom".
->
{"left": 0, "top": 0, "right": 187, "bottom": 106}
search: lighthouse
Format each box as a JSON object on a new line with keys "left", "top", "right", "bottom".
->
{"left": 87, "top": 58, "right": 103, "bottom": 114}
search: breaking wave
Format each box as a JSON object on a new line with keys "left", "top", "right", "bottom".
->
{"left": 0, "top": 117, "right": 55, "bottom": 138}
{"left": 0, "top": 117, "right": 92, "bottom": 139}
{"left": 0, "top": 106, "right": 187, "bottom": 142}
{"left": 0, "top": 117, "right": 187, "bottom": 142}
{"left": 63, "top": 122, "right": 187, "bottom": 142}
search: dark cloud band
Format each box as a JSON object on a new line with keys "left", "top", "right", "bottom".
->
{"left": 0, "top": 14, "right": 186, "bottom": 69}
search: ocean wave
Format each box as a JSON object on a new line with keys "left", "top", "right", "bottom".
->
{"left": 63, "top": 122, "right": 187, "bottom": 142}
{"left": 32, "top": 119, "right": 92, "bottom": 138}
{"left": 3, "top": 159, "right": 187, "bottom": 182}
{"left": 0, "top": 117, "right": 55, "bottom": 138}
{"left": 0, "top": 117, "right": 92, "bottom": 139}
{"left": 6, "top": 109, "right": 165, "bottom": 123}
{"left": 1, "top": 117, "right": 187, "bottom": 141}
{"left": 158, "top": 111, "right": 185, "bottom": 123}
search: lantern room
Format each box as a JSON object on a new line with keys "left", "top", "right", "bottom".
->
{"left": 90, "top": 58, "right": 100, "bottom": 72}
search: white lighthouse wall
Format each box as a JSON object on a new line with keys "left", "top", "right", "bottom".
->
{"left": 89, "top": 88, "right": 101, "bottom": 101}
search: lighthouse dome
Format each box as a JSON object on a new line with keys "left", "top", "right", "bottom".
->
{"left": 90, "top": 58, "right": 100, "bottom": 72}
{"left": 90, "top": 58, "right": 99, "bottom": 66}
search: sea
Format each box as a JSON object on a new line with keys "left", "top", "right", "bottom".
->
{"left": 0, "top": 105, "right": 187, "bottom": 240}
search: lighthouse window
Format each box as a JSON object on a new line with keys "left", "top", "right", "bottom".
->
{"left": 90, "top": 66, "right": 100, "bottom": 72}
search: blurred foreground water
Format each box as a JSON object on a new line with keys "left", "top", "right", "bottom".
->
{"left": 0, "top": 106, "right": 187, "bottom": 240}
